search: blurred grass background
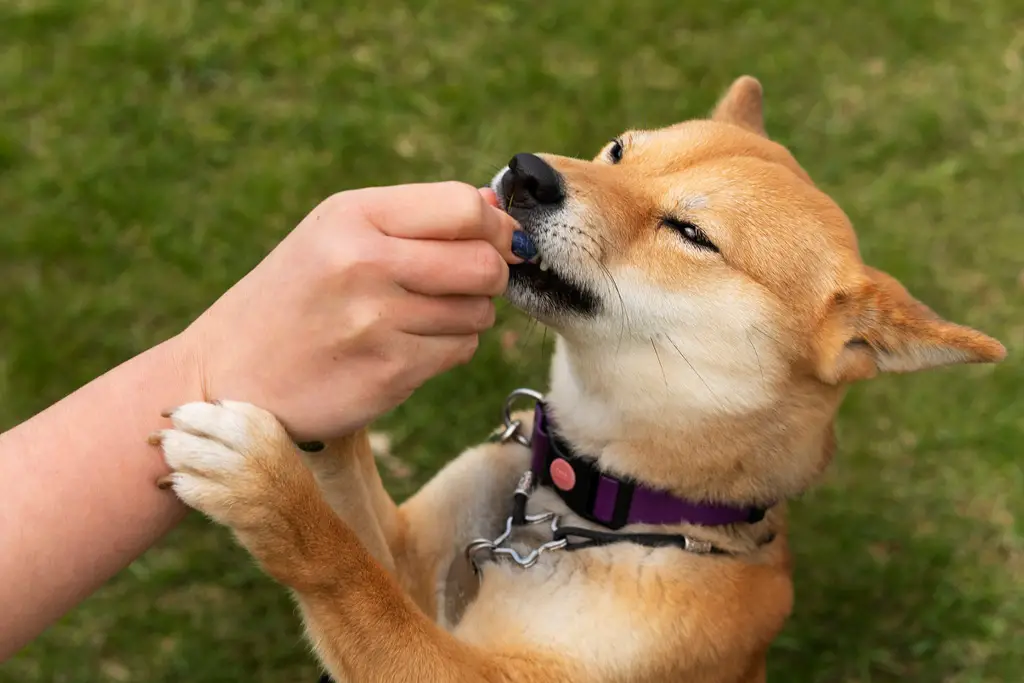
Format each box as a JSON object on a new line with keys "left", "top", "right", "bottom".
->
{"left": 1, "top": 0, "right": 1021, "bottom": 681}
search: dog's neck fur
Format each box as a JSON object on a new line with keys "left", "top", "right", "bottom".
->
{"left": 543, "top": 335, "right": 844, "bottom": 508}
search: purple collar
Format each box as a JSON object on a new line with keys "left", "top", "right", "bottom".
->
{"left": 530, "top": 403, "right": 767, "bottom": 529}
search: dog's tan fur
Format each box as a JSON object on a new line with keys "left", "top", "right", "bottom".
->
{"left": 155, "top": 77, "right": 1005, "bottom": 682}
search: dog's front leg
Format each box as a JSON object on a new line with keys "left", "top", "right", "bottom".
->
{"left": 299, "top": 412, "right": 535, "bottom": 623}
{"left": 296, "top": 431, "right": 402, "bottom": 577}
{"left": 154, "top": 400, "right": 576, "bottom": 683}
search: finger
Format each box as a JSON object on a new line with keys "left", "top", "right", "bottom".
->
{"left": 479, "top": 187, "right": 500, "bottom": 208}
{"left": 483, "top": 205, "right": 523, "bottom": 264}
{"left": 476, "top": 188, "right": 523, "bottom": 264}
{"left": 395, "top": 294, "right": 495, "bottom": 336}
{"left": 386, "top": 237, "right": 509, "bottom": 297}
{"left": 352, "top": 182, "right": 523, "bottom": 263}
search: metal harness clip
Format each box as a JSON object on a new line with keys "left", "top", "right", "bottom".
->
{"left": 465, "top": 470, "right": 566, "bottom": 571}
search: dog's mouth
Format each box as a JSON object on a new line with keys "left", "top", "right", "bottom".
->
{"left": 508, "top": 258, "right": 597, "bottom": 312}
{"left": 501, "top": 218, "right": 600, "bottom": 319}
{"left": 490, "top": 161, "right": 601, "bottom": 319}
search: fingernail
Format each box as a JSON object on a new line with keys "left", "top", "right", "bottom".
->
{"left": 511, "top": 231, "right": 538, "bottom": 261}
{"left": 478, "top": 187, "right": 498, "bottom": 206}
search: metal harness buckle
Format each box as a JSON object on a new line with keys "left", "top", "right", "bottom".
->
{"left": 464, "top": 510, "right": 567, "bottom": 571}
{"left": 465, "top": 467, "right": 567, "bottom": 571}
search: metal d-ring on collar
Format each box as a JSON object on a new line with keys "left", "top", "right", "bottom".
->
{"left": 498, "top": 388, "right": 544, "bottom": 448}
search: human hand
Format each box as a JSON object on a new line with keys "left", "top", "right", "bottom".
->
{"left": 173, "top": 182, "right": 520, "bottom": 441}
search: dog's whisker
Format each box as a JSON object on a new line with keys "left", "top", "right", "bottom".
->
{"left": 541, "top": 324, "right": 553, "bottom": 367}
{"left": 746, "top": 331, "right": 766, "bottom": 384}
{"left": 577, "top": 242, "right": 630, "bottom": 352}
{"left": 650, "top": 336, "right": 669, "bottom": 389}
{"left": 666, "top": 335, "right": 723, "bottom": 409}
{"left": 593, "top": 232, "right": 622, "bottom": 256}
{"left": 750, "top": 324, "right": 785, "bottom": 347}
{"left": 516, "top": 317, "right": 542, "bottom": 374}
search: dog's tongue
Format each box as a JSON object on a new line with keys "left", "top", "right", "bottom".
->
{"left": 511, "top": 230, "right": 538, "bottom": 261}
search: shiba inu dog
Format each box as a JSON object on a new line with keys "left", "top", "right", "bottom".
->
{"left": 153, "top": 76, "right": 1005, "bottom": 682}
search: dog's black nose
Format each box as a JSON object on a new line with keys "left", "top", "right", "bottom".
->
{"left": 504, "top": 153, "right": 564, "bottom": 206}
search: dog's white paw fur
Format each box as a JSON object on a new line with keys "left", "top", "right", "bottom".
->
{"left": 154, "top": 400, "right": 292, "bottom": 526}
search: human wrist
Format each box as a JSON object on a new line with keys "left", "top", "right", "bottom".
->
{"left": 153, "top": 329, "right": 208, "bottom": 408}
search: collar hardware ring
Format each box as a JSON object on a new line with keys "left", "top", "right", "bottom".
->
{"left": 500, "top": 388, "right": 545, "bottom": 448}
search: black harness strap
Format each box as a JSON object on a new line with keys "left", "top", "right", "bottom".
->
{"left": 555, "top": 525, "right": 728, "bottom": 554}
{"left": 553, "top": 524, "right": 776, "bottom": 556}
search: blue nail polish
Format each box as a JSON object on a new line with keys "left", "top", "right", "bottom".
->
{"left": 511, "top": 231, "right": 538, "bottom": 260}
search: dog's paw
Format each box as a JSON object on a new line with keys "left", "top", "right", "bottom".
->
{"left": 152, "top": 400, "right": 302, "bottom": 529}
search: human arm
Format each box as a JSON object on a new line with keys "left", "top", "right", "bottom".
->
{"left": 0, "top": 182, "right": 519, "bottom": 659}
{"left": 0, "top": 338, "right": 200, "bottom": 659}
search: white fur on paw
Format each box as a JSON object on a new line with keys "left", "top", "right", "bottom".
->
{"left": 160, "top": 471, "right": 232, "bottom": 514}
{"left": 159, "top": 428, "right": 246, "bottom": 479}
{"left": 155, "top": 400, "right": 288, "bottom": 521}
{"left": 168, "top": 400, "right": 273, "bottom": 452}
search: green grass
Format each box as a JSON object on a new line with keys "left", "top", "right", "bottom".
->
{"left": 2, "top": 0, "right": 1022, "bottom": 681}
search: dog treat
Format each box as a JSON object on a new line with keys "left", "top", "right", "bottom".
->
{"left": 511, "top": 230, "right": 538, "bottom": 261}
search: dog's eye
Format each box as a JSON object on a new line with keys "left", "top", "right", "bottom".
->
{"left": 608, "top": 139, "right": 624, "bottom": 164}
{"left": 661, "top": 217, "right": 719, "bottom": 253}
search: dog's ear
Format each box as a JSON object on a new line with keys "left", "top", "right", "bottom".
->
{"left": 814, "top": 266, "right": 1006, "bottom": 384}
{"left": 710, "top": 76, "right": 766, "bottom": 136}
